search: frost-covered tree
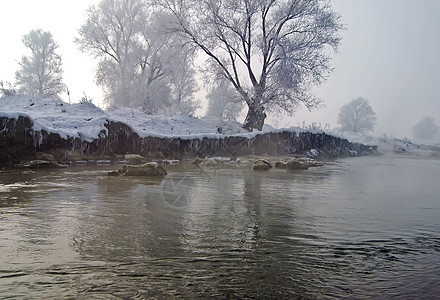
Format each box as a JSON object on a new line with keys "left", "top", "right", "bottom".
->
{"left": 76, "top": 0, "right": 164, "bottom": 111}
{"left": 156, "top": 0, "right": 342, "bottom": 131}
{"left": 155, "top": 14, "right": 199, "bottom": 115}
{"left": 337, "top": 97, "right": 377, "bottom": 134}
{"left": 206, "top": 81, "right": 244, "bottom": 121}
{"left": 167, "top": 52, "right": 199, "bottom": 116}
{"left": 412, "top": 116, "right": 438, "bottom": 141}
{"left": 76, "top": 0, "right": 198, "bottom": 115}
{"left": 15, "top": 29, "right": 64, "bottom": 99}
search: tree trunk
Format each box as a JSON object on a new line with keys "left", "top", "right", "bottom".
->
{"left": 243, "top": 102, "right": 266, "bottom": 132}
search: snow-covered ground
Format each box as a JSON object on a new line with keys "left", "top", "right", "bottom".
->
{"left": 0, "top": 95, "right": 304, "bottom": 142}
{"left": 338, "top": 131, "right": 440, "bottom": 156}
{"left": 0, "top": 95, "right": 249, "bottom": 141}
{"left": 1, "top": 95, "right": 438, "bottom": 157}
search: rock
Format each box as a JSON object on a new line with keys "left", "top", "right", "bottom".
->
{"left": 65, "top": 152, "right": 83, "bottom": 162}
{"left": 34, "top": 152, "right": 56, "bottom": 162}
{"left": 108, "top": 171, "right": 120, "bottom": 176}
{"left": 15, "top": 160, "right": 67, "bottom": 169}
{"left": 193, "top": 158, "right": 219, "bottom": 167}
{"left": 117, "top": 162, "right": 167, "bottom": 177}
{"left": 124, "top": 154, "right": 148, "bottom": 164}
{"left": 239, "top": 155, "right": 262, "bottom": 164}
{"left": 274, "top": 161, "right": 287, "bottom": 169}
{"left": 286, "top": 160, "right": 309, "bottom": 170}
{"left": 252, "top": 159, "right": 272, "bottom": 171}
{"left": 303, "top": 158, "right": 324, "bottom": 167}
{"left": 285, "top": 158, "right": 324, "bottom": 170}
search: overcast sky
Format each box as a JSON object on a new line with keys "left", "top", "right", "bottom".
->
{"left": 293, "top": 0, "right": 440, "bottom": 137}
{"left": 1, "top": 0, "right": 439, "bottom": 137}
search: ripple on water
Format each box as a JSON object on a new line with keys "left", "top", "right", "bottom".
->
{"left": 0, "top": 156, "right": 439, "bottom": 299}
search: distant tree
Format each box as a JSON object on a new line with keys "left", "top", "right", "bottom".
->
{"left": 157, "top": 18, "right": 199, "bottom": 115}
{"left": 157, "top": 0, "right": 343, "bottom": 131}
{"left": 206, "top": 81, "right": 244, "bottom": 121}
{"left": 412, "top": 116, "right": 438, "bottom": 140}
{"left": 337, "top": 97, "right": 377, "bottom": 133}
{"left": 76, "top": 0, "right": 162, "bottom": 110}
{"left": 15, "top": 29, "right": 64, "bottom": 99}
{"left": 76, "top": 0, "right": 198, "bottom": 115}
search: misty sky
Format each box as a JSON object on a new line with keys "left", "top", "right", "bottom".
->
{"left": 1, "top": 0, "right": 439, "bottom": 138}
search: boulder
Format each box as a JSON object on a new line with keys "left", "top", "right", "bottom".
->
{"left": 239, "top": 155, "right": 262, "bottom": 164}
{"left": 302, "top": 158, "right": 324, "bottom": 167}
{"left": 252, "top": 159, "right": 272, "bottom": 171}
{"left": 286, "top": 160, "right": 309, "bottom": 170}
{"left": 34, "top": 152, "right": 56, "bottom": 162}
{"left": 108, "top": 171, "right": 120, "bottom": 177}
{"left": 286, "top": 157, "right": 324, "bottom": 170}
{"left": 112, "top": 162, "right": 167, "bottom": 177}
{"left": 274, "top": 161, "right": 287, "bottom": 169}
{"left": 193, "top": 158, "right": 219, "bottom": 167}
{"left": 124, "top": 154, "right": 148, "bottom": 164}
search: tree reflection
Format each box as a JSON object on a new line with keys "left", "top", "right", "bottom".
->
{"left": 67, "top": 166, "right": 339, "bottom": 298}
{"left": 72, "top": 177, "right": 182, "bottom": 261}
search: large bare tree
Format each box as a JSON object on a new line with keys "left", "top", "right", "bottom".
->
{"left": 15, "top": 29, "right": 64, "bottom": 99}
{"left": 157, "top": 0, "right": 342, "bottom": 130}
{"left": 76, "top": 0, "right": 198, "bottom": 114}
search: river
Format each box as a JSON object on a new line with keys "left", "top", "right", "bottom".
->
{"left": 0, "top": 154, "right": 439, "bottom": 299}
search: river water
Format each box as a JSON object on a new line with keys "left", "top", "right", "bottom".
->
{"left": 0, "top": 154, "right": 439, "bottom": 299}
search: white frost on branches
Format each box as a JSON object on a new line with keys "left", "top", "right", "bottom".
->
{"left": 15, "top": 29, "right": 64, "bottom": 99}
{"left": 76, "top": 0, "right": 198, "bottom": 115}
{"left": 156, "top": 0, "right": 343, "bottom": 130}
{"left": 337, "top": 97, "right": 377, "bottom": 134}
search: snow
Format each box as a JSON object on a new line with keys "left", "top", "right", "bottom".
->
{"left": 337, "top": 131, "right": 383, "bottom": 147}
{"left": 0, "top": 96, "right": 109, "bottom": 142}
{"left": 6, "top": 95, "right": 435, "bottom": 156}
{"left": 338, "top": 130, "right": 440, "bottom": 156}
{"left": 1, "top": 95, "right": 300, "bottom": 142}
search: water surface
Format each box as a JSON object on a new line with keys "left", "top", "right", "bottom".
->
{"left": 1, "top": 154, "right": 439, "bottom": 299}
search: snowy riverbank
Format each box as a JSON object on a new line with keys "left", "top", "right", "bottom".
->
{"left": 338, "top": 131, "right": 440, "bottom": 158}
{"left": 0, "top": 95, "right": 275, "bottom": 141}
{"left": 0, "top": 95, "right": 379, "bottom": 167}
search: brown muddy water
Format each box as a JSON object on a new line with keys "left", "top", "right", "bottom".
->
{"left": 0, "top": 154, "right": 439, "bottom": 299}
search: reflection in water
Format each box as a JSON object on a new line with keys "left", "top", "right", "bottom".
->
{"left": 0, "top": 157, "right": 439, "bottom": 298}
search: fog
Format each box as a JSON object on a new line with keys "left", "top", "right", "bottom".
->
{"left": 0, "top": 0, "right": 101, "bottom": 104}
{"left": 290, "top": 0, "right": 440, "bottom": 138}
{"left": 1, "top": 0, "right": 439, "bottom": 138}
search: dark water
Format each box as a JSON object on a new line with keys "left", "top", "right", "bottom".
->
{"left": 0, "top": 154, "right": 439, "bottom": 299}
